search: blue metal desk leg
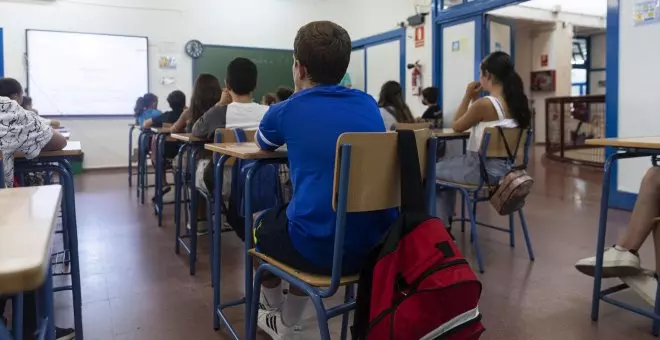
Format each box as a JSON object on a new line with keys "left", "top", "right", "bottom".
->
{"left": 59, "top": 162, "right": 83, "bottom": 340}
{"left": 129, "top": 125, "right": 135, "bottom": 187}
{"left": 244, "top": 162, "right": 267, "bottom": 336}
{"left": 213, "top": 155, "right": 229, "bottom": 330}
{"left": 136, "top": 131, "right": 144, "bottom": 199}
{"left": 37, "top": 267, "right": 55, "bottom": 340}
{"left": 11, "top": 293, "right": 23, "bottom": 340}
{"left": 141, "top": 134, "right": 150, "bottom": 205}
{"left": 189, "top": 146, "right": 200, "bottom": 275}
{"left": 591, "top": 152, "right": 624, "bottom": 321}
{"left": 157, "top": 134, "right": 166, "bottom": 226}
{"left": 174, "top": 144, "right": 187, "bottom": 254}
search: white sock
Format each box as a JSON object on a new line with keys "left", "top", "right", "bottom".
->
{"left": 262, "top": 283, "right": 284, "bottom": 309}
{"left": 614, "top": 245, "right": 629, "bottom": 252}
{"left": 282, "top": 294, "right": 308, "bottom": 326}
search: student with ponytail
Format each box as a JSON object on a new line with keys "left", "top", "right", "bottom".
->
{"left": 135, "top": 93, "right": 161, "bottom": 127}
{"left": 378, "top": 80, "right": 415, "bottom": 130}
{"left": 435, "top": 51, "right": 531, "bottom": 224}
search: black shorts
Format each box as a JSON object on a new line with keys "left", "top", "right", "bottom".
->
{"left": 254, "top": 204, "right": 332, "bottom": 276}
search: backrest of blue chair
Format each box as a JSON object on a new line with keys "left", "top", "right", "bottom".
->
{"left": 214, "top": 128, "right": 237, "bottom": 166}
{"left": 481, "top": 127, "right": 530, "bottom": 166}
{"left": 332, "top": 129, "right": 433, "bottom": 213}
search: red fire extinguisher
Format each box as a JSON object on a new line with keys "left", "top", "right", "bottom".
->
{"left": 408, "top": 61, "right": 422, "bottom": 96}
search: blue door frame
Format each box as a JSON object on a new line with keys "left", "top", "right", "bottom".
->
{"left": 431, "top": 0, "right": 528, "bottom": 108}
{"left": 0, "top": 28, "right": 4, "bottom": 77}
{"left": 604, "top": 0, "right": 633, "bottom": 210}
{"left": 434, "top": 16, "right": 484, "bottom": 109}
{"left": 485, "top": 15, "right": 516, "bottom": 62}
{"left": 352, "top": 28, "right": 407, "bottom": 95}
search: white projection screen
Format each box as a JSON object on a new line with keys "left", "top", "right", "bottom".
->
{"left": 26, "top": 30, "right": 148, "bottom": 116}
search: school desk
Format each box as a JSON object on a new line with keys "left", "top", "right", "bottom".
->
{"left": 170, "top": 133, "right": 208, "bottom": 275}
{"left": 585, "top": 137, "right": 660, "bottom": 335}
{"left": 204, "top": 141, "right": 288, "bottom": 339}
{"left": 136, "top": 127, "right": 154, "bottom": 204}
{"left": 150, "top": 127, "right": 178, "bottom": 226}
{"left": 13, "top": 142, "right": 84, "bottom": 339}
{"left": 0, "top": 185, "right": 62, "bottom": 340}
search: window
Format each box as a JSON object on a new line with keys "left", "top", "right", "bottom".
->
{"left": 572, "top": 38, "right": 588, "bottom": 66}
{"left": 443, "top": 0, "right": 467, "bottom": 9}
{"left": 571, "top": 37, "right": 590, "bottom": 95}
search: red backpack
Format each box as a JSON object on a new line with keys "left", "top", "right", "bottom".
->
{"left": 352, "top": 130, "right": 484, "bottom": 340}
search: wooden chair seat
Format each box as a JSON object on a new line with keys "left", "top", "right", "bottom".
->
{"left": 248, "top": 249, "right": 360, "bottom": 287}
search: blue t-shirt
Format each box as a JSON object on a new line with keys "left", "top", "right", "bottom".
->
{"left": 137, "top": 108, "right": 162, "bottom": 127}
{"left": 257, "top": 85, "right": 397, "bottom": 273}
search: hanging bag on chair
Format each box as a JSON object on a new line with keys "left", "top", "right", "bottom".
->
{"left": 481, "top": 127, "right": 534, "bottom": 216}
{"left": 352, "top": 130, "right": 484, "bottom": 340}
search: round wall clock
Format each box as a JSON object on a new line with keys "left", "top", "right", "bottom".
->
{"left": 185, "top": 40, "right": 204, "bottom": 59}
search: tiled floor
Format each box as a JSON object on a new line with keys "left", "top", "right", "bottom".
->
{"left": 50, "top": 147, "right": 660, "bottom": 339}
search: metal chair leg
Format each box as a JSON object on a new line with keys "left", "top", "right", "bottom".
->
{"left": 466, "top": 190, "right": 484, "bottom": 273}
{"left": 340, "top": 285, "right": 355, "bottom": 340}
{"left": 518, "top": 209, "right": 535, "bottom": 261}
{"left": 310, "top": 292, "right": 332, "bottom": 340}
{"left": 509, "top": 213, "right": 515, "bottom": 248}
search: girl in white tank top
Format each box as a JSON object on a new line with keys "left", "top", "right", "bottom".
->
{"left": 434, "top": 52, "right": 532, "bottom": 226}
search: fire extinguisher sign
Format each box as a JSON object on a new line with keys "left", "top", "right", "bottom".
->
{"left": 414, "top": 26, "right": 425, "bottom": 48}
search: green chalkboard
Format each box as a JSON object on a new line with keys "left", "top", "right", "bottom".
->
{"left": 193, "top": 45, "right": 294, "bottom": 102}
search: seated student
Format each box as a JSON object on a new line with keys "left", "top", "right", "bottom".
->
{"left": 168, "top": 74, "right": 222, "bottom": 234}
{"left": 254, "top": 20, "right": 397, "bottom": 338}
{"left": 135, "top": 93, "right": 161, "bottom": 127}
{"left": 0, "top": 82, "right": 70, "bottom": 338}
{"left": 261, "top": 93, "right": 277, "bottom": 106}
{"left": 143, "top": 90, "right": 186, "bottom": 128}
{"left": 192, "top": 57, "right": 269, "bottom": 195}
{"left": 575, "top": 167, "right": 660, "bottom": 305}
{"left": 378, "top": 80, "right": 415, "bottom": 130}
{"left": 0, "top": 79, "right": 61, "bottom": 128}
{"left": 169, "top": 74, "right": 221, "bottom": 134}
{"left": 435, "top": 51, "right": 530, "bottom": 225}
{"left": 275, "top": 86, "right": 294, "bottom": 102}
{"left": 421, "top": 86, "right": 442, "bottom": 120}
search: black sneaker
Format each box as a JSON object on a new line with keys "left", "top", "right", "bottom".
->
{"left": 56, "top": 327, "right": 75, "bottom": 340}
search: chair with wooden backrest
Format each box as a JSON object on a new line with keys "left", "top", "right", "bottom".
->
{"left": 435, "top": 127, "right": 534, "bottom": 273}
{"left": 393, "top": 122, "right": 432, "bottom": 131}
{"left": 247, "top": 129, "right": 435, "bottom": 340}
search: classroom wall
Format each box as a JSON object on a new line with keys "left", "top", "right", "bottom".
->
{"left": 0, "top": 0, "right": 343, "bottom": 168}
{"left": 522, "top": 0, "right": 607, "bottom": 16}
{"left": 616, "top": 0, "right": 660, "bottom": 194}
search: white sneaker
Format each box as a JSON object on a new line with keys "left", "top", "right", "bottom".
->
{"left": 621, "top": 270, "right": 658, "bottom": 306}
{"left": 575, "top": 246, "right": 641, "bottom": 278}
{"left": 257, "top": 310, "right": 302, "bottom": 340}
{"left": 259, "top": 293, "right": 282, "bottom": 312}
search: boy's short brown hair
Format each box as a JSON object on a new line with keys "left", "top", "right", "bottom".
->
{"left": 294, "top": 21, "right": 351, "bottom": 85}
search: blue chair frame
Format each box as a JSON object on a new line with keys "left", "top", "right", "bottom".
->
{"left": 245, "top": 136, "right": 438, "bottom": 340}
{"left": 128, "top": 124, "right": 137, "bottom": 187}
{"left": 436, "top": 128, "right": 535, "bottom": 273}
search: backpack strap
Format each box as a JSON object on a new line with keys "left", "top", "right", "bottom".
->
{"left": 397, "top": 130, "right": 425, "bottom": 214}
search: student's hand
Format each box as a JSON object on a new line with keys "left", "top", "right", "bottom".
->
{"left": 465, "top": 81, "right": 482, "bottom": 99}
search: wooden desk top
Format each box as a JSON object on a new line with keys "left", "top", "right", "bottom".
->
{"left": 586, "top": 137, "right": 660, "bottom": 149}
{"left": 204, "top": 142, "right": 288, "bottom": 160}
{"left": 0, "top": 185, "right": 62, "bottom": 294}
{"left": 16, "top": 141, "right": 83, "bottom": 159}
{"left": 432, "top": 128, "right": 470, "bottom": 138}
{"left": 170, "top": 133, "right": 205, "bottom": 143}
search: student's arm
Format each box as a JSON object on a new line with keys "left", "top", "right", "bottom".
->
{"left": 256, "top": 106, "right": 284, "bottom": 151}
{"left": 452, "top": 82, "right": 482, "bottom": 132}
{"left": 452, "top": 98, "right": 493, "bottom": 132}
{"left": 43, "top": 131, "right": 67, "bottom": 151}
{"left": 170, "top": 109, "right": 191, "bottom": 133}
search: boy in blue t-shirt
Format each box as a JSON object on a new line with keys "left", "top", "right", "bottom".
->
{"left": 253, "top": 20, "right": 395, "bottom": 338}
